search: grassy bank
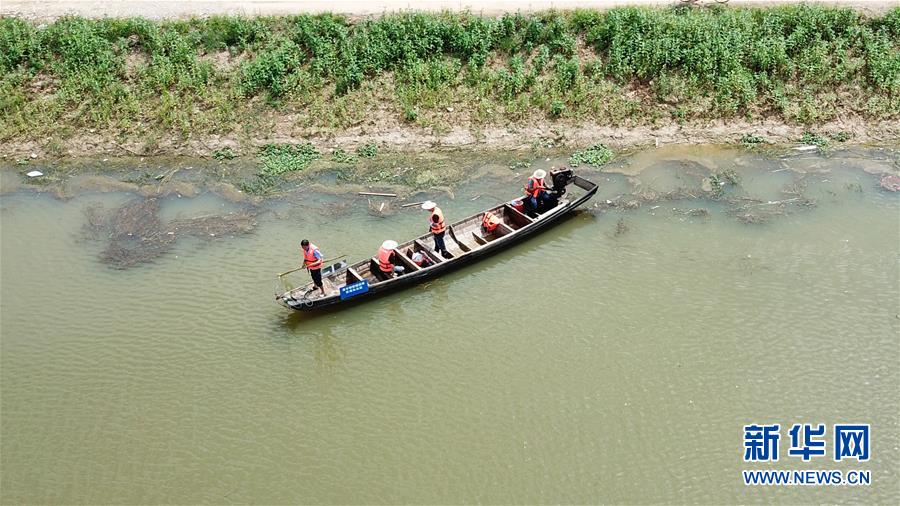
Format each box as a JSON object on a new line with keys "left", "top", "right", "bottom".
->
{"left": 1, "top": 4, "right": 898, "bottom": 155}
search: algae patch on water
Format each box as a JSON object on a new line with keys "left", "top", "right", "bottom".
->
{"left": 238, "top": 143, "right": 322, "bottom": 195}
{"left": 569, "top": 144, "right": 613, "bottom": 168}
{"left": 84, "top": 198, "right": 259, "bottom": 268}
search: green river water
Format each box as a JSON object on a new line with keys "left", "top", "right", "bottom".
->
{"left": 1, "top": 146, "right": 898, "bottom": 504}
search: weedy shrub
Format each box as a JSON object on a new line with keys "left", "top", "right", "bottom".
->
{"left": 239, "top": 37, "right": 304, "bottom": 98}
{"left": 740, "top": 133, "right": 764, "bottom": 144}
{"left": 829, "top": 131, "right": 852, "bottom": 142}
{"left": 356, "top": 142, "right": 378, "bottom": 158}
{"left": 0, "top": 17, "right": 40, "bottom": 74}
{"left": 402, "top": 105, "right": 419, "bottom": 122}
{"left": 800, "top": 131, "right": 828, "bottom": 148}
{"left": 331, "top": 148, "right": 358, "bottom": 164}
{"left": 140, "top": 26, "right": 212, "bottom": 91}
{"left": 496, "top": 55, "right": 533, "bottom": 100}
{"left": 550, "top": 99, "right": 565, "bottom": 117}
{"left": 197, "top": 16, "right": 269, "bottom": 50}
{"left": 42, "top": 17, "right": 123, "bottom": 92}
{"left": 553, "top": 55, "right": 580, "bottom": 92}
{"left": 396, "top": 57, "right": 461, "bottom": 91}
{"left": 213, "top": 147, "right": 236, "bottom": 160}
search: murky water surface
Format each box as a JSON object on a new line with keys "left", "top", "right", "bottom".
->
{"left": 2, "top": 146, "right": 898, "bottom": 504}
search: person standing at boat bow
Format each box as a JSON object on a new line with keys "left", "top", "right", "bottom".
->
{"left": 301, "top": 239, "right": 326, "bottom": 297}
{"left": 422, "top": 201, "right": 451, "bottom": 258}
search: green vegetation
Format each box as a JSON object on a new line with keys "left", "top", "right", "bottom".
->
{"left": 238, "top": 142, "right": 320, "bottom": 194}
{"left": 707, "top": 169, "right": 741, "bottom": 197}
{"left": 569, "top": 143, "right": 613, "bottom": 167}
{"left": 330, "top": 148, "right": 358, "bottom": 164}
{"left": 829, "top": 130, "right": 852, "bottom": 142}
{"left": 740, "top": 133, "right": 764, "bottom": 145}
{"left": 356, "top": 142, "right": 378, "bottom": 158}
{"left": 800, "top": 131, "right": 829, "bottom": 148}
{"left": 258, "top": 142, "right": 320, "bottom": 176}
{"left": 1, "top": 5, "right": 898, "bottom": 147}
{"left": 212, "top": 147, "right": 236, "bottom": 160}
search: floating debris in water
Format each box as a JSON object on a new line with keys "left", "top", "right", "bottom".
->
{"left": 880, "top": 174, "right": 900, "bottom": 192}
{"left": 614, "top": 218, "right": 629, "bottom": 237}
{"left": 168, "top": 213, "right": 257, "bottom": 238}
{"left": 367, "top": 199, "right": 394, "bottom": 217}
{"left": 25, "top": 170, "right": 43, "bottom": 178}
{"left": 84, "top": 198, "right": 259, "bottom": 269}
{"left": 733, "top": 212, "right": 769, "bottom": 225}
{"left": 320, "top": 200, "right": 352, "bottom": 216}
{"left": 673, "top": 208, "right": 710, "bottom": 218}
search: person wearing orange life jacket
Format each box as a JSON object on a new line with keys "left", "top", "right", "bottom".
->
{"left": 481, "top": 211, "right": 502, "bottom": 233}
{"left": 524, "top": 168, "right": 551, "bottom": 215}
{"left": 300, "top": 239, "right": 326, "bottom": 297}
{"left": 421, "top": 201, "right": 451, "bottom": 259}
{"left": 377, "top": 240, "right": 405, "bottom": 278}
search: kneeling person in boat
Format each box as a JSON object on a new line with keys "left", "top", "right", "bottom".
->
{"left": 421, "top": 201, "right": 451, "bottom": 259}
{"left": 301, "top": 239, "right": 326, "bottom": 297}
{"left": 378, "top": 240, "right": 405, "bottom": 278}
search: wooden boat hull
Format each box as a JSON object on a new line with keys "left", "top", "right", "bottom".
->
{"left": 277, "top": 173, "right": 598, "bottom": 312}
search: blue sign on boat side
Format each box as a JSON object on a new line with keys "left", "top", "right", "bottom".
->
{"left": 340, "top": 280, "right": 369, "bottom": 300}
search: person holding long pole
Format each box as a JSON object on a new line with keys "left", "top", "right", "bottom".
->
{"left": 300, "top": 239, "right": 325, "bottom": 297}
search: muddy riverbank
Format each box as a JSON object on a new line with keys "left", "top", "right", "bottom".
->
{"left": 3, "top": 117, "right": 899, "bottom": 162}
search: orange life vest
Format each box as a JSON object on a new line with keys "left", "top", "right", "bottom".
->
{"left": 430, "top": 207, "right": 446, "bottom": 234}
{"left": 482, "top": 212, "right": 501, "bottom": 232}
{"left": 377, "top": 246, "right": 394, "bottom": 273}
{"left": 302, "top": 243, "right": 323, "bottom": 269}
{"left": 525, "top": 176, "right": 545, "bottom": 198}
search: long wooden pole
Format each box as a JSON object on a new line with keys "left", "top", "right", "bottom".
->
{"left": 358, "top": 192, "right": 397, "bottom": 197}
{"left": 278, "top": 255, "right": 347, "bottom": 277}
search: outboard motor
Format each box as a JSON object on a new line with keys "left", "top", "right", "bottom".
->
{"left": 533, "top": 167, "right": 573, "bottom": 213}
{"left": 550, "top": 167, "right": 574, "bottom": 198}
{"left": 522, "top": 167, "right": 575, "bottom": 217}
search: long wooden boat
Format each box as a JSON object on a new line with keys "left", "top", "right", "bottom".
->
{"left": 276, "top": 169, "right": 598, "bottom": 311}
